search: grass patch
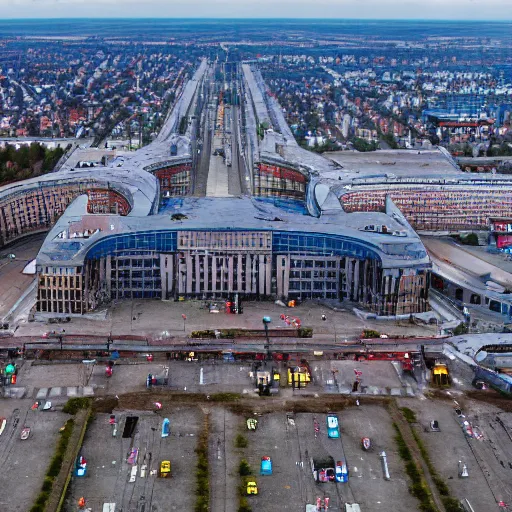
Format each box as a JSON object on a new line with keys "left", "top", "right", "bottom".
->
{"left": 410, "top": 427, "right": 463, "bottom": 511}
{"left": 62, "top": 397, "right": 91, "bottom": 415}
{"left": 235, "top": 434, "right": 248, "bottom": 449}
{"left": 393, "top": 423, "right": 437, "bottom": 512}
{"left": 400, "top": 407, "right": 417, "bottom": 424}
{"left": 239, "top": 459, "right": 252, "bottom": 476}
{"left": 194, "top": 414, "right": 210, "bottom": 512}
{"left": 238, "top": 497, "right": 252, "bottom": 512}
{"left": 29, "top": 418, "right": 74, "bottom": 512}
{"left": 210, "top": 392, "right": 241, "bottom": 402}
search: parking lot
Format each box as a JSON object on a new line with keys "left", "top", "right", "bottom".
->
{"left": 240, "top": 406, "right": 417, "bottom": 512}
{"left": 400, "top": 397, "right": 512, "bottom": 511}
{"left": 0, "top": 400, "right": 68, "bottom": 512}
{"left": 66, "top": 407, "right": 201, "bottom": 511}
{"left": 311, "top": 360, "right": 406, "bottom": 394}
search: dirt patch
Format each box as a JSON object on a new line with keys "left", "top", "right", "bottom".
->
{"left": 92, "top": 396, "right": 119, "bottom": 414}
{"left": 465, "top": 389, "right": 512, "bottom": 412}
{"left": 113, "top": 390, "right": 390, "bottom": 416}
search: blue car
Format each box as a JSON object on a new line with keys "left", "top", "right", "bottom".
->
{"left": 335, "top": 461, "right": 348, "bottom": 483}
{"left": 327, "top": 414, "right": 340, "bottom": 439}
{"left": 260, "top": 456, "right": 273, "bottom": 475}
{"left": 161, "top": 418, "right": 170, "bottom": 438}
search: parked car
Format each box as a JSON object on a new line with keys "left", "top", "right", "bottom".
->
{"left": 246, "top": 480, "right": 258, "bottom": 495}
{"left": 318, "top": 467, "right": 336, "bottom": 482}
{"left": 327, "top": 414, "right": 340, "bottom": 439}
{"left": 260, "top": 456, "right": 273, "bottom": 475}
{"left": 159, "top": 460, "right": 171, "bottom": 478}
{"left": 335, "top": 461, "right": 349, "bottom": 483}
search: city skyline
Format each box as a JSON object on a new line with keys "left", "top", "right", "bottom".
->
{"left": 0, "top": 0, "right": 512, "bottom": 20}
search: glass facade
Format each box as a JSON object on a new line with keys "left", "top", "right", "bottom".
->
{"left": 86, "top": 231, "right": 178, "bottom": 259}
{"left": 84, "top": 229, "right": 382, "bottom": 263}
{"left": 272, "top": 231, "right": 380, "bottom": 262}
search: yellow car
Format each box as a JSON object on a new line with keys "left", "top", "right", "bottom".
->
{"left": 246, "top": 480, "right": 258, "bottom": 495}
{"left": 160, "top": 460, "right": 171, "bottom": 478}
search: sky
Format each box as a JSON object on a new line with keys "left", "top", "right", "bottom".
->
{"left": 0, "top": 0, "right": 511, "bottom": 21}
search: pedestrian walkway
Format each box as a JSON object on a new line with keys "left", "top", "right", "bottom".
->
{"left": 32, "top": 386, "right": 94, "bottom": 399}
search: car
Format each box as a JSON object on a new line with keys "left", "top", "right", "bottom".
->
{"left": 327, "top": 414, "right": 340, "bottom": 439}
{"left": 247, "top": 418, "right": 258, "bottom": 431}
{"left": 246, "top": 480, "right": 258, "bottom": 495}
{"left": 335, "top": 461, "right": 349, "bottom": 483}
{"left": 318, "top": 467, "right": 336, "bottom": 482}
{"left": 75, "top": 454, "right": 87, "bottom": 477}
{"left": 260, "top": 456, "right": 273, "bottom": 475}
{"left": 159, "top": 460, "right": 171, "bottom": 478}
{"left": 430, "top": 420, "right": 440, "bottom": 432}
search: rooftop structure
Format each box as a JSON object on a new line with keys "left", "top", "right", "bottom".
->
{"left": 0, "top": 59, "right": 509, "bottom": 320}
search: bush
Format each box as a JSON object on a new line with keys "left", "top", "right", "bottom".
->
{"left": 194, "top": 415, "right": 210, "bottom": 512}
{"left": 62, "top": 397, "right": 91, "bottom": 415}
{"left": 393, "top": 424, "right": 436, "bottom": 511}
{"left": 400, "top": 407, "right": 417, "bottom": 424}
{"left": 235, "top": 434, "right": 248, "bottom": 449}
{"left": 459, "top": 233, "right": 479, "bottom": 246}
{"left": 47, "top": 455, "right": 63, "bottom": 477}
{"left": 239, "top": 459, "right": 251, "bottom": 476}
{"left": 453, "top": 323, "right": 468, "bottom": 336}
{"left": 362, "top": 329, "right": 380, "bottom": 339}
{"left": 442, "top": 496, "right": 464, "bottom": 512}
{"left": 41, "top": 476, "right": 54, "bottom": 492}
{"left": 191, "top": 330, "right": 215, "bottom": 339}
{"left": 238, "top": 497, "right": 252, "bottom": 512}
{"left": 35, "top": 492, "right": 50, "bottom": 506}
{"left": 297, "top": 327, "right": 313, "bottom": 338}
{"left": 210, "top": 392, "right": 241, "bottom": 402}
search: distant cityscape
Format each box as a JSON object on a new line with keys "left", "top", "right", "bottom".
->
{"left": 0, "top": 20, "right": 511, "bottom": 163}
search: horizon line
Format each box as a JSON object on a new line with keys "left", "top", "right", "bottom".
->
{"left": 0, "top": 17, "right": 512, "bottom": 22}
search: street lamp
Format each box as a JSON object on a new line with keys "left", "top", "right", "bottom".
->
{"left": 262, "top": 316, "right": 272, "bottom": 359}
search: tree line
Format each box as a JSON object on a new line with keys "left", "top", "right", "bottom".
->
{"left": 0, "top": 143, "right": 66, "bottom": 187}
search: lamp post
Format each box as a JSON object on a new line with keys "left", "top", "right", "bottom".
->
{"left": 262, "top": 316, "right": 272, "bottom": 360}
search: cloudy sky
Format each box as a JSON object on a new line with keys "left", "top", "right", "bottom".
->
{"left": 0, "top": 0, "right": 511, "bottom": 20}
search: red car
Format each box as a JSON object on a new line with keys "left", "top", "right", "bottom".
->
{"left": 318, "top": 468, "right": 335, "bottom": 482}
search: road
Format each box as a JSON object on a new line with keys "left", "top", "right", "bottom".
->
{"left": 0, "top": 233, "right": 45, "bottom": 322}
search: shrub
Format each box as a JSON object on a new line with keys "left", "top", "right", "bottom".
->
{"left": 235, "top": 434, "right": 248, "bottom": 449}
{"left": 459, "top": 233, "right": 479, "bottom": 246}
{"left": 238, "top": 497, "right": 252, "bottom": 512}
{"left": 400, "top": 407, "right": 417, "bottom": 424}
{"left": 297, "top": 327, "right": 313, "bottom": 338}
{"left": 210, "top": 392, "right": 241, "bottom": 402}
{"left": 453, "top": 323, "right": 468, "bottom": 336}
{"left": 62, "top": 397, "right": 91, "bottom": 415}
{"left": 442, "top": 496, "right": 464, "bottom": 512}
{"left": 361, "top": 329, "right": 380, "bottom": 339}
{"left": 35, "top": 492, "right": 50, "bottom": 506}
{"left": 194, "top": 415, "right": 210, "bottom": 512}
{"left": 239, "top": 459, "right": 251, "bottom": 476}
{"left": 191, "top": 330, "right": 215, "bottom": 339}
{"left": 41, "top": 476, "right": 54, "bottom": 492}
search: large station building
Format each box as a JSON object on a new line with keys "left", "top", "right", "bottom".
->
{"left": 1, "top": 61, "right": 512, "bottom": 318}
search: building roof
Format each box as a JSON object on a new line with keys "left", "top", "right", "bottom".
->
{"left": 37, "top": 195, "right": 430, "bottom": 269}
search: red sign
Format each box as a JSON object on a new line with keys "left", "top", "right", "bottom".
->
{"left": 182, "top": 314, "right": 187, "bottom": 320}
